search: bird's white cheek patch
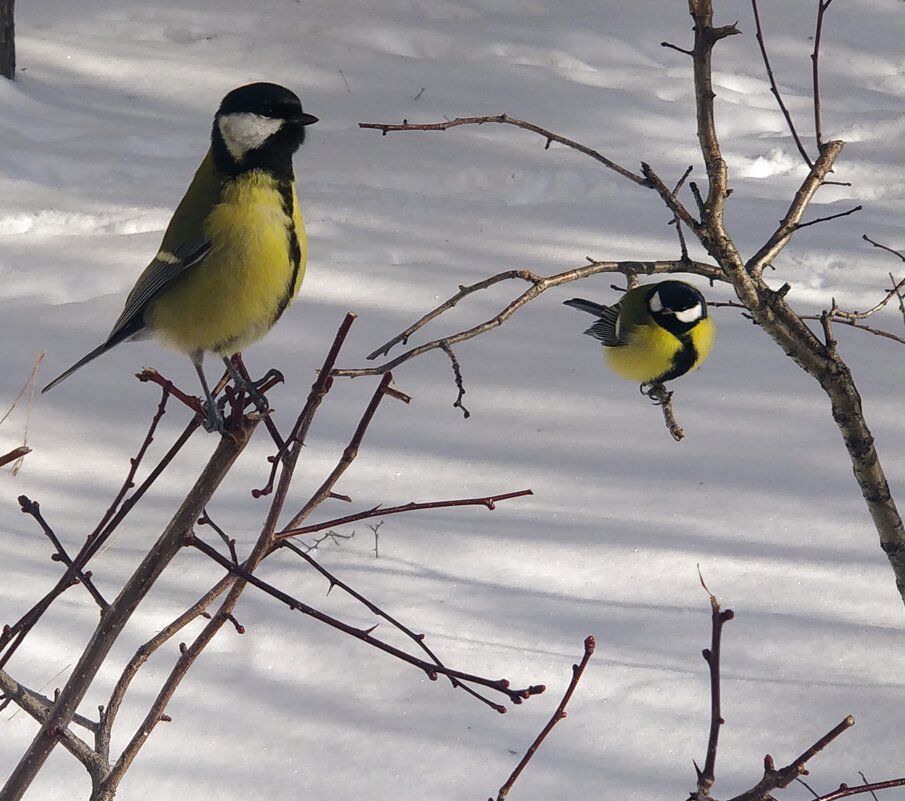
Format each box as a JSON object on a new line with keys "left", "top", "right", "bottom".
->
{"left": 218, "top": 113, "right": 284, "bottom": 161}
{"left": 675, "top": 303, "right": 703, "bottom": 324}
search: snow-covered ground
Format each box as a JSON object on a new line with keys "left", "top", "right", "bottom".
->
{"left": 2, "top": 1, "right": 904, "bottom": 799}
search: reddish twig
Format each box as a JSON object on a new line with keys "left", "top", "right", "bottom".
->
{"left": 280, "top": 539, "right": 509, "bottom": 712}
{"left": 281, "top": 371, "right": 398, "bottom": 531}
{"left": 190, "top": 535, "right": 545, "bottom": 708}
{"left": 491, "top": 636, "right": 595, "bottom": 801}
{"left": 17, "top": 496, "right": 108, "bottom": 609}
{"left": 253, "top": 312, "right": 357, "bottom": 498}
{"left": 816, "top": 778, "right": 905, "bottom": 801}
{"left": 728, "top": 717, "right": 855, "bottom": 801}
{"left": 0, "top": 387, "right": 190, "bottom": 670}
{"left": 279, "top": 489, "right": 533, "bottom": 539}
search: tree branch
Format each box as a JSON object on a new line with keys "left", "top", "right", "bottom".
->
{"left": 1, "top": 422, "right": 256, "bottom": 801}
{"left": 278, "top": 489, "right": 534, "bottom": 539}
{"left": 491, "top": 636, "right": 595, "bottom": 800}
{"left": 332, "top": 259, "right": 724, "bottom": 379}
{"left": 359, "top": 114, "right": 648, "bottom": 186}
{"left": 750, "top": 0, "right": 813, "bottom": 167}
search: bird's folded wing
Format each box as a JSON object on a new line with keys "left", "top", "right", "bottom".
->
{"left": 107, "top": 239, "right": 213, "bottom": 342}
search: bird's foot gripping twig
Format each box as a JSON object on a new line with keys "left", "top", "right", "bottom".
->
{"left": 221, "top": 357, "right": 284, "bottom": 418}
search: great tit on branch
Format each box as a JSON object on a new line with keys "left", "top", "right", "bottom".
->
{"left": 43, "top": 82, "right": 318, "bottom": 431}
{"left": 564, "top": 280, "right": 715, "bottom": 386}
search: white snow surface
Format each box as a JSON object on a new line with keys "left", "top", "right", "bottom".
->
{"left": 2, "top": 1, "right": 905, "bottom": 799}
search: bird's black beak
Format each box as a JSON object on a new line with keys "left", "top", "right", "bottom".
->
{"left": 296, "top": 112, "right": 319, "bottom": 126}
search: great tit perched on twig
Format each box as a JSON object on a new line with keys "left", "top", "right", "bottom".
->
{"left": 564, "top": 280, "right": 715, "bottom": 387}
{"left": 42, "top": 82, "right": 318, "bottom": 431}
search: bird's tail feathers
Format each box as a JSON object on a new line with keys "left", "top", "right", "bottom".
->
{"left": 563, "top": 297, "right": 612, "bottom": 317}
{"left": 42, "top": 341, "right": 116, "bottom": 393}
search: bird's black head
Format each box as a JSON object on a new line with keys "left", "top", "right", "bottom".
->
{"left": 212, "top": 82, "right": 318, "bottom": 178}
{"left": 645, "top": 280, "right": 708, "bottom": 335}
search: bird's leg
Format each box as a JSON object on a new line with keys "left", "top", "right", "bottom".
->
{"left": 193, "top": 358, "right": 226, "bottom": 433}
{"left": 222, "top": 356, "right": 271, "bottom": 416}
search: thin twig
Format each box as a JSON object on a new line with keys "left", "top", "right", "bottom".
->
{"left": 440, "top": 341, "right": 470, "bottom": 418}
{"left": 279, "top": 489, "right": 533, "bottom": 539}
{"left": 816, "top": 778, "right": 905, "bottom": 801}
{"left": 97, "top": 574, "right": 236, "bottom": 761}
{"left": 281, "top": 372, "right": 396, "bottom": 531}
{"left": 191, "top": 535, "right": 545, "bottom": 708}
{"left": 645, "top": 384, "right": 684, "bottom": 442}
{"left": 727, "top": 717, "right": 855, "bottom": 801}
{"left": 253, "top": 313, "right": 358, "bottom": 498}
{"left": 0, "top": 388, "right": 190, "bottom": 670}
{"left": 695, "top": 573, "right": 734, "bottom": 795}
{"left": 17, "top": 496, "right": 108, "bottom": 609}
{"left": 492, "top": 636, "right": 595, "bottom": 801}
{"left": 281, "top": 539, "right": 511, "bottom": 712}
{"left": 812, "top": 0, "right": 835, "bottom": 150}
{"left": 669, "top": 165, "right": 695, "bottom": 261}
{"left": 746, "top": 140, "right": 845, "bottom": 275}
{"left": 862, "top": 235, "right": 905, "bottom": 264}
{"left": 750, "top": 0, "right": 813, "bottom": 167}
{"left": 795, "top": 204, "right": 861, "bottom": 230}
{"left": 333, "top": 260, "right": 724, "bottom": 379}
{"left": 360, "top": 115, "right": 648, "bottom": 186}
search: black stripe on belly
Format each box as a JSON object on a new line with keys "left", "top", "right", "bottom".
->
{"left": 657, "top": 335, "right": 698, "bottom": 383}
{"left": 273, "top": 179, "right": 302, "bottom": 325}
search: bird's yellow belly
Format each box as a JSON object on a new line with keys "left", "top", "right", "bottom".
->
{"left": 146, "top": 178, "right": 307, "bottom": 356}
{"left": 604, "top": 319, "right": 715, "bottom": 384}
